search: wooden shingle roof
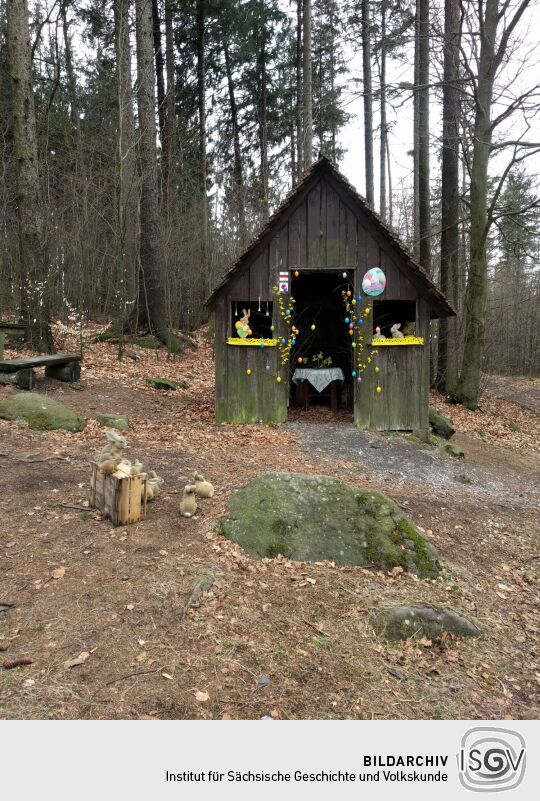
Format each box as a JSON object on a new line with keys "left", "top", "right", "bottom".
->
{"left": 207, "top": 156, "right": 455, "bottom": 318}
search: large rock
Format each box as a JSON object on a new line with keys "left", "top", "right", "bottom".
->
{"left": 220, "top": 472, "right": 440, "bottom": 577}
{"left": 429, "top": 408, "right": 455, "bottom": 439}
{"left": 374, "top": 605, "right": 481, "bottom": 641}
{"left": 0, "top": 392, "right": 86, "bottom": 432}
{"left": 95, "top": 413, "right": 130, "bottom": 431}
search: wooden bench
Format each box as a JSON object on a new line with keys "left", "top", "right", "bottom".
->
{"left": 0, "top": 354, "right": 82, "bottom": 390}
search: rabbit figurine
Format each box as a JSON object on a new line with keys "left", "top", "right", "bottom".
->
{"left": 193, "top": 471, "right": 214, "bottom": 498}
{"left": 390, "top": 323, "right": 404, "bottom": 338}
{"left": 235, "top": 308, "right": 252, "bottom": 338}
{"left": 180, "top": 484, "right": 198, "bottom": 517}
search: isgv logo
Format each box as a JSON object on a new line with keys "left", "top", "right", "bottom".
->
{"left": 458, "top": 727, "right": 526, "bottom": 792}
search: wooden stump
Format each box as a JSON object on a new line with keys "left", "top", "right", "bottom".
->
{"left": 45, "top": 361, "right": 81, "bottom": 383}
{"left": 0, "top": 368, "right": 35, "bottom": 390}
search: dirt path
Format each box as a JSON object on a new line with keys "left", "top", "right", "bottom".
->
{"left": 288, "top": 420, "right": 540, "bottom": 510}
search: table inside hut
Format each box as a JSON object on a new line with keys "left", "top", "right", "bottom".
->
{"left": 292, "top": 367, "right": 345, "bottom": 413}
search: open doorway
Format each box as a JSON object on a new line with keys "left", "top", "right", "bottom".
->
{"left": 289, "top": 270, "right": 354, "bottom": 418}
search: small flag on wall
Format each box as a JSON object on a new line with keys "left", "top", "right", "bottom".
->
{"left": 279, "top": 272, "right": 289, "bottom": 293}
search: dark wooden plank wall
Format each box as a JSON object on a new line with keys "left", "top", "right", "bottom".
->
{"left": 215, "top": 173, "right": 431, "bottom": 428}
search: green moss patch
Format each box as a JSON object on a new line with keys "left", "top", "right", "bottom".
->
{"left": 220, "top": 472, "right": 440, "bottom": 577}
{"left": 0, "top": 392, "right": 86, "bottom": 432}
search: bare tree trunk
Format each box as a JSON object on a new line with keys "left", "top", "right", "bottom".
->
{"left": 196, "top": 0, "right": 209, "bottom": 284}
{"left": 456, "top": 0, "right": 499, "bottom": 407}
{"left": 412, "top": 1, "right": 420, "bottom": 257}
{"left": 436, "top": 0, "right": 460, "bottom": 394}
{"left": 258, "top": 7, "right": 269, "bottom": 218}
{"left": 6, "top": 0, "right": 53, "bottom": 351}
{"left": 60, "top": 0, "right": 80, "bottom": 140}
{"left": 115, "top": 0, "right": 139, "bottom": 335}
{"left": 134, "top": 0, "right": 168, "bottom": 341}
{"left": 379, "top": 0, "right": 387, "bottom": 219}
{"left": 163, "top": 0, "right": 176, "bottom": 194}
{"left": 223, "top": 38, "right": 247, "bottom": 244}
{"left": 302, "top": 0, "right": 313, "bottom": 167}
{"left": 417, "top": 0, "right": 431, "bottom": 272}
{"left": 151, "top": 0, "right": 165, "bottom": 149}
{"left": 386, "top": 136, "right": 393, "bottom": 226}
{"left": 296, "top": 0, "right": 303, "bottom": 175}
{"left": 361, "top": 0, "right": 374, "bottom": 206}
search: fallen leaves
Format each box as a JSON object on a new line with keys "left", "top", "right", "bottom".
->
{"left": 51, "top": 567, "right": 66, "bottom": 580}
{"left": 194, "top": 690, "right": 210, "bottom": 702}
{"left": 64, "top": 651, "right": 90, "bottom": 669}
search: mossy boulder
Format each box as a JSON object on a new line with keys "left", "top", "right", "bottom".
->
{"left": 146, "top": 375, "right": 184, "bottom": 390}
{"left": 95, "top": 413, "right": 130, "bottom": 431}
{"left": 220, "top": 472, "right": 440, "bottom": 577}
{"left": 429, "top": 408, "right": 455, "bottom": 439}
{"left": 444, "top": 442, "right": 465, "bottom": 459}
{"left": 373, "top": 605, "right": 481, "bottom": 641}
{"left": 0, "top": 392, "right": 86, "bottom": 432}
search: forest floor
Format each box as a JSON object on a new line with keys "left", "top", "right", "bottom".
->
{"left": 0, "top": 324, "right": 538, "bottom": 720}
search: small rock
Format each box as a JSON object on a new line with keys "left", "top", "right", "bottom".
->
{"left": 429, "top": 408, "right": 455, "bottom": 440}
{"left": 445, "top": 442, "right": 465, "bottom": 459}
{"left": 146, "top": 376, "right": 183, "bottom": 391}
{"left": 95, "top": 413, "right": 130, "bottom": 431}
{"left": 373, "top": 605, "right": 481, "bottom": 641}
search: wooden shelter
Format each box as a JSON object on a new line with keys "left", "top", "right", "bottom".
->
{"left": 207, "top": 157, "right": 454, "bottom": 431}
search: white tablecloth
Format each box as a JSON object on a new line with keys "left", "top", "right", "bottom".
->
{"left": 292, "top": 368, "right": 345, "bottom": 393}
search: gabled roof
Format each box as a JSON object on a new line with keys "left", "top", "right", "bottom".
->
{"left": 207, "top": 156, "right": 455, "bottom": 318}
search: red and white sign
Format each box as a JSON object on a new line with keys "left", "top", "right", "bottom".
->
{"left": 279, "top": 271, "right": 289, "bottom": 293}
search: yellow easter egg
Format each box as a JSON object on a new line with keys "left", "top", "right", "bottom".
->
{"left": 246, "top": 369, "right": 251, "bottom": 375}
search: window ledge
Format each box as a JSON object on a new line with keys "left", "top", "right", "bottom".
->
{"left": 227, "top": 337, "right": 278, "bottom": 347}
{"left": 372, "top": 336, "right": 424, "bottom": 346}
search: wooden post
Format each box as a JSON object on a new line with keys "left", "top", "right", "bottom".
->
{"left": 45, "top": 361, "right": 81, "bottom": 382}
{"left": 0, "top": 368, "right": 35, "bottom": 389}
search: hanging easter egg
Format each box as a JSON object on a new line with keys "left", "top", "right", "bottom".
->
{"left": 352, "top": 342, "right": 356, "bottom": 348}
{"left": 345, "top": 317, "right": 350, "bottom": 324}
{"left": 362, "top": 268, "right": 386, "bottom": 297}
{"left": 298, "top": 357, "right": 303, "bottom": 364}
{"left": 352, "top": 370, "right": 357, "bottom": 378}
{"left": 294, "top": 270, "right": 299, "bottom": 277}
{"left": 376, "top": 386, "right": 382, "bottom": 394}
{"left": 348, "top": 329, "right": 354, "bottom": 337}
{"left": 359, "top": 318, "right": 364, "bottom": 325}
{"left": 357, "top": 376, "right": 362, "bottom": 383}
{"left": 270, "top": 324, "right": 275, "bottom": 332}
{"left": 276, "top": 376, "right": 282, "bottom": 383}
{"left": 260, "top": 341, "right": 265, "bottom": 348}
{"left": 352, "top": 298, "right": 357, "bottom": 305}
{"left": 311, "top": 324, "right": 316, "bottom": 331}
{"left": 281, "top": 337, "right": 286, "bottom": 344}
{"left": 286, "top": 309, "right": 291, "bottom": 315}
{"left": 346, "top": 290, "right": 352, "bottom": 297}
{"left": 246, "top": 369, "right": 252, "bottom": 376}
{"left": 291, "top": 338, "right": 296, "bottom": 345}
{"left": 342, "top": 271, "right": 347, "bottom": 278}
{"left": 266, "top": 364, "right": 271, "bottom": 371}
{"left": 374, "top": 366, "right": 380, "bottom": 373}
{"left": 349, "top": 322, "right": 354, "bottom": 329}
